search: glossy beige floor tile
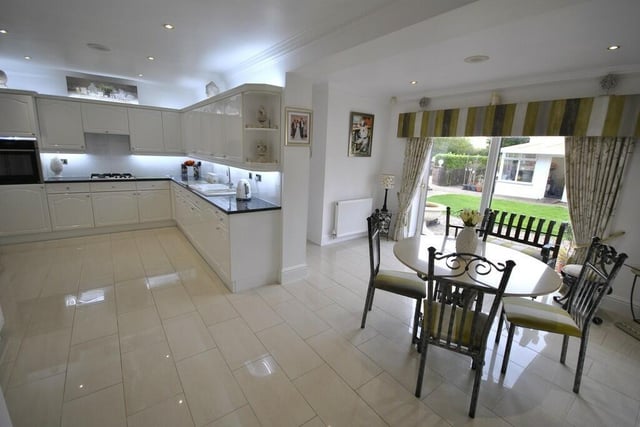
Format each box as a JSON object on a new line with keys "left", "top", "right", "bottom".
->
{"left": 64, "top": 334, "right": 122, "bottom": 401}
{"left": 115, "top": 277, "right": 155, "bottom": 314}
{"left": 256, "top": 323, "right": 324, "bottom": 380}
{"left": 293, "top": 364, "right": 387, "bottom": 427}
{"left": 233, "top": 356, "right": 316, "bottom": 426}
{"left": 127, "top": 393, "right": 194, "bottom": 427}
{"left": 272, "top": 299, "right": 330, "bottom": 339}
{"left": 10, "top": 328, "right": 71, "bottom": 387}
{"left": 5, "top": 372, "right": 65, "bottom": 427}
{"left": 1, "top": 228, "right": 639, "bottom": 427}
{"left": 117, "top": 306, "right": 166, "bottom": 354}
{"left": 152, "top": 285, "right": 196, "bottom": 319}
{"left": 204, "top": 404, "right": 260, "bottom": 427}
{"left": 61, "top": 383, "right": 127, "bottom": 427}
{"left": 196, "top": 294, "right": 239, "bottom": 326}
{"left": 122, "top": 340, "right": 183, "bottom": 415}
{"left": 226, "top": 292, "right": 283, "bottom": 332}
{"left": 357, "top": 372, "right": 448, "bottom": 426}
{"left": 307, "top": 328, "right": 382, "bottom": 389}
{"left": 163, "top": 311, "right": 215, "bottom": 361}
{"left": 176, "top": 348, "right": 247, "bottom": 426}
{"left": 71, "top": 286, "right": 118, "bottom": 345}
{"left": 208, "top": 317, "right": 269, "bottom": 370}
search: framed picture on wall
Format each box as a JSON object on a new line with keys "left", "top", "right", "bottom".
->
{"left": 285, "top": 107, "right": 313, "bottom": 146}
{"left": 348, "top": 111, "right": 374, "bottom": 157}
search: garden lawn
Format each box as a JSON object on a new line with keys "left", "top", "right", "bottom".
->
{"left": 427, "top": 194, "right": 570, "bottom": 235}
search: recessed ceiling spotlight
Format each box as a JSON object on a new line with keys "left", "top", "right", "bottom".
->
{"left": 607, "top": 45, "right": 620, "bottom": 51}
{"left": 137, "top": 73, "right": 144, "bottom": 77}
{"left": 87, "top": 42, "right": 111, "bottom": 52}
{"left": 464, "top": 55, "right": 490, "bottom": 64}
{"left": 147, "top": 56, "right": 155, "bottom": 61}
{"left": 163, "top": 23, "right": 175, "bottom": 30}
{"left": 410, "top": 80, "right": 418, "bottom": 85}
{"left": 0, "top": 29, "right": 7, "bottom": 34}
{"left": 24, "top": 56, "right": 31, "bottom": 60}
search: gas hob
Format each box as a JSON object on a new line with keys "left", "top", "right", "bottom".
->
{"left": 90, "top": 173, "right": 135, "bottom": 180}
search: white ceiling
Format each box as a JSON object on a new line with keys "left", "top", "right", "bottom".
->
{"left": 1, "top": 0, "right": 639, "bottom": 107}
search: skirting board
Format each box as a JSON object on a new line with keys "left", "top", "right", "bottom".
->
{"left": 281, "top": 264, "right": 308, "bottom": 284}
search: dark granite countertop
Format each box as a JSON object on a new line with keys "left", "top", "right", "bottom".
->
{"left": 171, "top": 177, "right": 281, "bottom": 214}
{"left": 43, "top": 176, "right": 281, "bottom": 214}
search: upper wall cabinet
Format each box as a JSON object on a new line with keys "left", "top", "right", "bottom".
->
{"left": 128, "top": 108, "right": 163, "bottom": 153}
{"left": 81, "top": 103, "right": 129, "bottom": 134}
{"left": 129, "top": 108, "right": 184, "bottom": 154}
{"left": 0, "top": 93, "right": 38, "bottom": 137}
{"left": 162, "top": 111, "right": 183, "bottom": 154}
{"left": 37, "top": 98, "right": 85, "bottom": 151}
{"left": 182, "top": 84, "right": 282, "bottom": 171}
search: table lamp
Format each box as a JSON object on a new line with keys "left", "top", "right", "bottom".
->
{"left": 380, "top": 174, "right": 395, "bottom": 212}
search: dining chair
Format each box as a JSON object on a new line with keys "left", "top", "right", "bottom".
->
{"left": 500, "top": 236, "right": 627, "bottom": 393}
{"left": 445, "top": 206, "right": 494, "bottom": 240}
{"left": 415, "top": 246, "right": 516, "bottom": 418}
{"left": 361, "top": 215, "right": 426, "bottom": 344}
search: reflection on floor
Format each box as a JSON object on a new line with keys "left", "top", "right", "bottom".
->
{"left": 0, "top": 227, "right": 639, "bottom": 426}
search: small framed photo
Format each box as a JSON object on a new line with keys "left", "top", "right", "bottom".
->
{"left": 348, "top": 112, "right": 374, "bottom": 157}
{"left": 285, "top": 107, "right": 312, "bottom": 146}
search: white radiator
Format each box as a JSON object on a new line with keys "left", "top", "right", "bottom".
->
{"left": 332, "top": 198, "right": 373, "bottom": 238}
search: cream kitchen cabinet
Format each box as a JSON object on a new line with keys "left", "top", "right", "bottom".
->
{"left": 171, "top": 182, "right": 280, "bottom": 292}
{"left": 128, "top": 108, "right": 163, "bottom": 153}
{"left": 81, "top": 103, "right": 129, "bottom": 134}
{"left": 162, "top": 111, "right": 183, "bottom": 153}
{"left": 0, "top": 92, "right": 38, "bottom": 137}
{"left": 46, "top": 182, "right": 94, "bottom": 230}
{"left": 37, "top": 98, "right": 86, "bottom": 151}
{"left": 136, "top": 181, "right": 171, "bottom": 222}
{"left": 90, "top": 181, "right": 138, "bottom": 226}
{"left": 181, "top": 84, "right": 281, "bottom": 170}
{"left": 0, "top": 184, "right": 51, "bottom": 236}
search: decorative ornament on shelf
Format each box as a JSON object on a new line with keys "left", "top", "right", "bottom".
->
{"left": 380, "top": 174, "right": 395, "bottom": 212}
{"left": 50, "top": 156, "right": 64, "bottom": 177}
{"left": 455, "top": 208, "right": 482, "bottom": 255}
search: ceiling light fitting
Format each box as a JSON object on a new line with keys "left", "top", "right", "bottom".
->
{"left": 87, "top": 43, "right": 111, "bottom": 52}
{"left": 410, "top": 80, "right": 418, "bottom": 85}
{"left": 464, "top": 55, "right": 489, "bottom": 64}
{"left": 24, "top": 56, "right": 31, "bottom": 60}
{"left": 163, "top": 23, "right": 175, "bottom": 30}
{"left": 137, "top": 73, "right": 144, "bottom": 77}
{"left": 0, "top": 29, "right": 7, "bottom": 34}
{"left": 607, "top": 45, "right": 620, "bottom": 51}
{"left": 147, "top": 56, "right": 155, "bottom": 61}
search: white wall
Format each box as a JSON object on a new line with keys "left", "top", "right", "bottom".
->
{"left": 307, "top": 83, "right": 330, "bottom": 244}
{"left": 280, "top": 73, "right": 312, "bottom": 283}
{"left": 308, "top": 82, "right": 390, "bottom": 246}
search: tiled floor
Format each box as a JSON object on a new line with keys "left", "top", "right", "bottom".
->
{"left": 0, "top": 226, "right": 639, "bottom": 426}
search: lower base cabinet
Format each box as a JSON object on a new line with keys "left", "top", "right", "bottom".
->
{"left": 92, "top": 191, "right": 140, "bottom": 227}
{"left": 138, "top": 189, "right": 171, "bottom": 222}
{"left": 172, "top": 183, "right": 280, "bottom": 292}
{"left": 0, "top": 185, "right": 51, "bottom": 236}
{"left": 48, "top": 193, "right": 94, "bottom": 230}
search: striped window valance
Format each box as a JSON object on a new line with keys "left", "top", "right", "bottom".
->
{"left": 397, "top": 95, "right": 640, "bottom": 138}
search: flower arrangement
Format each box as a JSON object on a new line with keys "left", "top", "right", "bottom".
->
{"left": 459, "top": 208, "right": 482, "bottom": 227}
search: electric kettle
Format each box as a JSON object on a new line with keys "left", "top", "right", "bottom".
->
{"left": 235, "top": 179, "right": 252, "bottom": 200}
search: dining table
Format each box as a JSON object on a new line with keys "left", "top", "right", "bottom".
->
{"left": 393, "top": 234, "right": 562, "bottom": 297}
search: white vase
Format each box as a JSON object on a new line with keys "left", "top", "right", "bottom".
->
{"left": 50, "top": 156, "right": 64, "bottom": 176}
{"left": 456, "top": 226, "right": 478, "bottom": 254}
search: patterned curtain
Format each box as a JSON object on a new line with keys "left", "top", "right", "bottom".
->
{"left": 565, "top": 136, "right": 635, "bottom": 262}
{"left": 392, "top": 137, "right": 433, "bottom": 240}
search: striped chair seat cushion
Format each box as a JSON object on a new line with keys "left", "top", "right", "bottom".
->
{"left": 374, "top": 270, "right": 426, "bottom": 299}
{"left": 502, "top": 297, "right": 582, "bottom": 337}
{"left": 425, "top": 301, "right": 488, "bottom": 348}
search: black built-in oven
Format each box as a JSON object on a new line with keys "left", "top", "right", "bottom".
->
{"left": 0, "top": 137, "right": 43, "bottom": 184}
